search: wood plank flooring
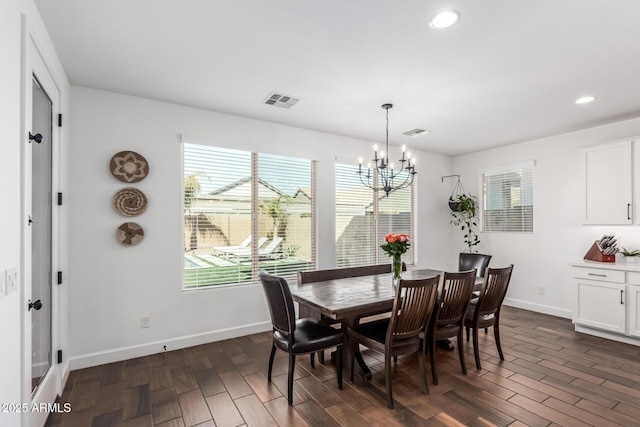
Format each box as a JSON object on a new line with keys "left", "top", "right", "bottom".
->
{"left": 46, "top": 307, "right": 640, "bottom": 426}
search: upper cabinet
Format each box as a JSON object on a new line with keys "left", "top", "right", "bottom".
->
{"left": 580, "top": 139, "right": 634, "bottom": 224}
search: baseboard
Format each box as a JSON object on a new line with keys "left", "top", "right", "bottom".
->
{"left": 69, "top": 321, "right": 272, "bottom": 370}
{"left": 574, "top": 325, "right": 640, "bottom": 347}
{"left": 503, "top": 298, "right": 572, "bottom": 319}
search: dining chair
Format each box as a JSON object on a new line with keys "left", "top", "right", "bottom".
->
{"left": 298, "top": 263, "right": 407, "bottom": 364}
{"left": 464, "top": 265, "right": 514, "bottom": 370}
{"left": 425, "top": 269, "right": 476, "bottom": 385}
{"left": 259, "top": 272, "right": 344, "bottom": 405}
{"left": 347, "top": 276, "right": 439, "bottom": 409}
{"left": 459, "top": 252, "right": 492, "bottom": 280}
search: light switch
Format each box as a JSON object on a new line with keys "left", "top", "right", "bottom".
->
{"left": 0, "top": 269, "right": 6, "bottom": 299}
{"left": 6, "top": 267, "right": 18, "bottom": 295}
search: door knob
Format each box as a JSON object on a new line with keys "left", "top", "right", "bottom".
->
{"left": 28, "top": 299, "right": 43, "bottom": 311}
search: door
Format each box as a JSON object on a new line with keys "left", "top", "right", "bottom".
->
{"left": 30, "top": 76, "right": 53, "bottom": 394}
{"left": 23, "top": 34, "right": 61, "bottom": 427}
{"left": 574, "top": 279, "right": 626, "bottom": 333}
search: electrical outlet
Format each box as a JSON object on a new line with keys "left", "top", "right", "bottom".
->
{"left": 6, "top": 267, "right": 18, "bottom": 295}
{"left": 0, "top": 269, "right": 6, "bottom": 299}
{"left": 537, "top": 286, "right": 545, "bottom": 295}
{"left": 140, "top": 315, "right": 151, "bottom": 328}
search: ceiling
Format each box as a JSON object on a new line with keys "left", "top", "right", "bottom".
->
{"left": 35, "top": 0, "right": 640, "bottom": 156}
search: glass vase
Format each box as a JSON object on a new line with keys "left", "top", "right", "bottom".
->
{"left": 392, "top": 253, "right": 402, "bottom": 287}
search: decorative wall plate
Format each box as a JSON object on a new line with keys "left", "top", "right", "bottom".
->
{"left": 110, "top": 151, "right": 149, "bottom": 183}
{"left": 113, "top": 187, "right": 148, "bottom": 217}
{"left": 117, "top": 222, "right": 144, "bottom": 246}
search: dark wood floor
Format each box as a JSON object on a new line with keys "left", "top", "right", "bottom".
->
{"left": 47, "top": 306, "right": 640, "bottom": 426}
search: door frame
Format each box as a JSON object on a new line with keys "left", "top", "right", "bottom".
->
{"left": 21, "top": 16, "right": 63, "bottom": 427}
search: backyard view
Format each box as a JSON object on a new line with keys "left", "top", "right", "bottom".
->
{"left": 183, "top": 145, "right": 313, "bottom": 288}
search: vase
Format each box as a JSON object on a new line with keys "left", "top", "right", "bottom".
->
{"left": 392, "top": 253, "right": 402, "bottom": 287}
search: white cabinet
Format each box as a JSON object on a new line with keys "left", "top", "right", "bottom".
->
{"left": 580, "top": 139, "right": 633, "bottom": 225}
{"left": 573, "top": 266, "right": 626, "bottom": 333}
{"left": 571, "top": 262, "right": 640, "bottom": 345}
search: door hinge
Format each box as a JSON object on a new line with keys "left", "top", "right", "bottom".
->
{"left": 57, "top": 271, "right": 63, "bottom": 285}
{"left": 57, "top": 350, "right": 63, "bottom": 364}
{"left": 58, "top": 113, "right": 62, "bottom": 127}
{"left": 57, "top": 192, "right": 63, "bottom": 206}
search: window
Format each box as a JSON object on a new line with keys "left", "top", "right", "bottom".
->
{"left": 335, "top": 163, "right": 414, "bottom": 267}
{"left": 480, "top": 161, "right": 534, "bottom": 232}
{"left": 183, "top": 143, "right": 315, "bottom": 288}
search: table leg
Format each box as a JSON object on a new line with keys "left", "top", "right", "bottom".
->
{"left": 342, "top": 317, "right": 372, "bottom": 382}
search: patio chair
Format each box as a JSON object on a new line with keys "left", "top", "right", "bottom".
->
{"left": 221, "top": 237, "right": 268, "bottom": 258}
{"left": 213, "top": 235, "right": 252, "bottom": 256}
{"left": 232, "top": 237, "right": 283, "bottom": 261}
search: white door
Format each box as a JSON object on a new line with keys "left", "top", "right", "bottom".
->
{"left": 23, "top": 35, "right": 61, "bottom": 427}
{"left": 628, "top": 285, "right": 640, "bottom": 338}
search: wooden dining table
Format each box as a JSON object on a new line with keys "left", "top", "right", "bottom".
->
{"left": 289, "top": 268, "right": 445, "bottom": 380}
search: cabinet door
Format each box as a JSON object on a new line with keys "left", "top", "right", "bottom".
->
{"left": 628, "top": 285, "right": 640, "bottom": 338}
{"left": 580, "top": 140, "right": 632, "bottom": 224}
{"left": 574, "top": 279, "right": 626, "bottom": 333}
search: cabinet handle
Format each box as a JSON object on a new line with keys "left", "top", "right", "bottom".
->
{"left": 587, "top": 273, "right": 606, "bottom": 277}
{"left": 628, "top": 203, "right": 632, "bottom": 220}
{"left": 621, "top": 290, "right": 624, "bottom": 305}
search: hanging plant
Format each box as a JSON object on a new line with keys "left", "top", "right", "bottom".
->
{"left": 450, "top": 193, "right": 480, "bottom": 253}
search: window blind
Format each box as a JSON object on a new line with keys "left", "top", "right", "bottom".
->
{"left": 335, "top": 163, "right": 376, "bottom": 267}
{"left": 480, "top": 161, "right": 534, "bottom": 232}
{"left": 335, "top": 164, "right": 415, "bottom": 267}
{"left": 183, "top": 143, "right": 315, "bottom": 288}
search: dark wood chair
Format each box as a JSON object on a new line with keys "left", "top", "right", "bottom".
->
{"left": 259, "top": 272, "right": 344, "bottom": 405}
{"left": 298, "top": 263, "right": 407, "bottom": 363}
{"left": 464, "top": 265, "right": 514, "bottom": 370}
{"left": 425, "top": 269, "right": 476, "bottom": 385}
{"left": 347, "top": 276, "right": 439, "bottom": 409}
{"left": 458, "top": 253, "right": 492, "bottom": 279}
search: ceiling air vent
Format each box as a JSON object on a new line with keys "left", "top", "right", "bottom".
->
{"left": 402, "top": 128, "right": 431, "bottom": 137}
{"left": 262, "top": 92, "right": 300, "bottom": 109}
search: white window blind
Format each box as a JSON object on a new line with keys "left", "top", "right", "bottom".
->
{"left": 335, "top": 164, "right": 414, "bottom": 268}
{"left": 335, "top": 164, "right": 376, "bottom": 267}
{"left": 183, "top": 143, "right": 315, "bottom": 288}
{"left": 480, "top": 161, "right": 534, "bottom": 232}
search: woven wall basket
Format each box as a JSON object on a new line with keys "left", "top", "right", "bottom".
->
{"left": 110, "top": 151, "right": 149, "bottom": 183}
{"left": 117, "top": 222, "right": 144, "bottom": 246}
{"left": 113, "top": 187, "right": 148, "bottom": 217}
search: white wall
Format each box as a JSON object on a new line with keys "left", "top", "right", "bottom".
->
{"left": 0, "top": 1, "right": 69, "bottom": 426}
{"left": 68, "top": 86, "right": 454, "bottom": 367}
{"left": 453, "top": 117, "right": 640, "bottom": 318}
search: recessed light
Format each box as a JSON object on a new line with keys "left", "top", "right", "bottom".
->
{"left": 429, "top": 10, "right": 460, "bottom": 29}
{"left": 575, "top": 96, "right": 596, "bottom": 104}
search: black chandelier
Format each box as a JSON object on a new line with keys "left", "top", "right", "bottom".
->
{"left": 358, "top": 103, "right": 417, "bottom": 197}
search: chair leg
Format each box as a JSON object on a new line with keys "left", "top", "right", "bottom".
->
{"left": 484, "top": 327, "right": 488, "bottom": 334}
{"left": 418, "top": 347, "right": 429, "bottom": 395}
{"left": 494, "top": 322, "right": 504, "bottom": 361}
{"left": 429, "top": 335, "right": 438, "bottom": 385}
{"left": 472, "top": 327, "right": 481, "bottom": 370}
{"left": 393, "top": 356, "right": 398, "bottom": 363}
{"left": 310, "top": 352, "right": 315, "bottom": 368}
{"left": 457, "top": 328, "right": 467, "bottom": 375}
{"left": 268, "top": 344, "right": 277, "bottom": 382}
{"left": 336, "top": 345, "right": 343, "bottom": 390}
{"left": 287, "top": 353, "right": 296, "bottom": 405}
{"left": 385, "top": 353, "right": 394, "bottom": 409}
{"left": 349, "top": 340, "right": 356, "bottom": 382}
{"left": 318, "top": 350, "right": 325, "bottom": 364}
{"left": 465, "top": 325, "right": 470, "bottom": 342}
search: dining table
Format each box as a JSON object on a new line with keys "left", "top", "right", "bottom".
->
{"left": 289, "top": 268, "right": 450, "bottom": 381}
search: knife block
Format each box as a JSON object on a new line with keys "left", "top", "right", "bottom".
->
{"left": 584, "top": 241, "right": 615, "bottom": 262}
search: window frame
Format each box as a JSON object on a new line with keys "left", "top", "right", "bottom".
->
{"left": 479, "top": 160, "right": 534, "bottom": 233}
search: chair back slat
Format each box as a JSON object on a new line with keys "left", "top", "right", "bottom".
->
{"left": 387, "top": 276, "right": 439, "bottom": 341}
{"left": 436, "top": 270, "right": 476, "bottom": 325}
{"left": 259, "top": 272, "right": 296, "bottom": 339}
{"left": 475, "top": 265, "right": 514, "bottom": 318}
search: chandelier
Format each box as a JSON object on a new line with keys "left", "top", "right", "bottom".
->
{"left": 358, "top": 103, "right": 417, "bottom": 197}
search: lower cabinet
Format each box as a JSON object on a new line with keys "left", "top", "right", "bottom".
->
{"left": 628, "top": 284, "right": 640, "bottom": 338}
{"left": 571, "top": 262, "right": 640, "bottom": 344}
{"left": 574, "top": 279, "right": 626, "bottom": 333}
